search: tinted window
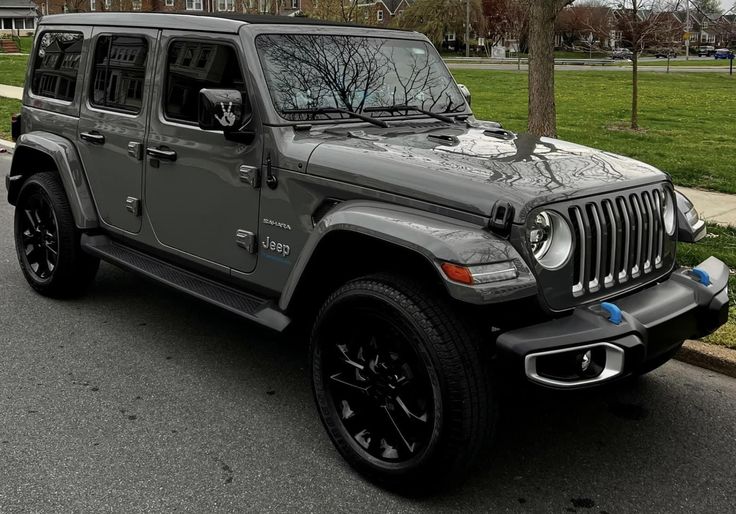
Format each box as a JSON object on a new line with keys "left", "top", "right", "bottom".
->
{"left": 31, "top": 32, "right": 83, "bottom": 101}
{"left": 164, "top": 41, "right": 244, "bottom": 123}
{"left": 90, "top": 35, "right": 148, "bottom": 114}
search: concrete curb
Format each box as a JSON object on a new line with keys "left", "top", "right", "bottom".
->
{"left": 0, "top": 138, "right": 15, "bottom": 152}
{"left": 675, "top": 340, "right": 736, "bottom": 379}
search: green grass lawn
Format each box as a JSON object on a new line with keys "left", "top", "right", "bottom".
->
{"left": 678, "top": 225, "right": 736, "bottom": 349}
{"left": 0, "top": 97, "right": 21, "bottom": 140}
{"left": 0, "top": 54, "right": 29, "bottom": 87}
{"left": 452, "top": 70, "right": 736, "bottom": 195}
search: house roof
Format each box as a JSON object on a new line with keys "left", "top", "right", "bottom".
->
{"left": 0, "top": 0, "right": 36, "bottom": 8}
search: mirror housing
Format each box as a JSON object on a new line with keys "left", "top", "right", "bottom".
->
{"left": 675, "top": 190, "right": 707, "bottom": 243}
{"left": 198, "top": 89, "right": 248, "bottom": 130}
{"left": 456, "top": 83, "right": 471, "bottom": 107}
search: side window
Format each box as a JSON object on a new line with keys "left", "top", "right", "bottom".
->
{"left": 31, "top": 32, "right": 83, "bottom": 101}
{"left": 164, "top": 41, "right": 244, "bottom": 123}
{"left": 90, "top": 35, "right": 149, "bottom": 114}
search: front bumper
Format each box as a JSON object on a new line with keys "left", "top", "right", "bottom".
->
{"left": 496, "top": 256, "right": 730, "bottom": 388}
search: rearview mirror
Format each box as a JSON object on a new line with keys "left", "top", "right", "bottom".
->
{"left": 198, "top": 89, "right": 247, "bottom": 131}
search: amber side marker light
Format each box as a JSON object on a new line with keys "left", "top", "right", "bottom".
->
{"left": 441, "top": 261, "right": 518, "bottom": 285}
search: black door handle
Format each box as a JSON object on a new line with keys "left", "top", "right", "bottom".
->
{"left": 146, "top": 147, "right": 177, "bottom": 162}
{"left": 80, "top": 131, "right": 105, "bottom": 145}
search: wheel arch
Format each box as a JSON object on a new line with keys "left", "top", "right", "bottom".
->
{"left": 280, "top": 200, "right": 536, "bottom": 315}
{"left": 8, "top": 132, "right": 98, "bottom": 230}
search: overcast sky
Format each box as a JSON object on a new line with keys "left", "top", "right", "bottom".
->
{"left": 722, "top": 0, "right": 736, "bottom": 12}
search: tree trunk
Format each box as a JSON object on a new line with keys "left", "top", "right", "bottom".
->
{"left": 527, "top": 1, "right": 559, "bottom": 137}
{"left": 631, "top": 49, "right": 639, "bottom": 130}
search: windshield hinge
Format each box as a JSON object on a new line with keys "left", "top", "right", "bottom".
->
{"left": 265, "top": 154, "right": 278, "bottom": 190}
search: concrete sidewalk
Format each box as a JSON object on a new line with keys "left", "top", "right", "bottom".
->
{"left": 677, "top": 187, "right": 736, "bottom": 227}
{"left": 0, "top": 84, "right": 22, "bottom": 100}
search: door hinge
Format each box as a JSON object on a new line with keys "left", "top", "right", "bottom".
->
{"left": 235, "top": 229, "right": 256, "bottom": 254}
{"left": 125, "top": 197, "right": 141, "bottom": 216}
{"left": 239, "top": 165, "right": 260, "bottom": 189}
{"left": 127, "top": 141, "right": 143, "bottom": 161}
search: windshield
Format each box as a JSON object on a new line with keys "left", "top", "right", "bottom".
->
{"left": 255, "top": 34, "right": 467, "bottom": 122}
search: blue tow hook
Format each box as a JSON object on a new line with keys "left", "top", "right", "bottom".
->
{"left": 691, "top": 267, "right": 711, "bottom": 286}
{"left": 600, "top": 302, "right": 622, "bottom": 325}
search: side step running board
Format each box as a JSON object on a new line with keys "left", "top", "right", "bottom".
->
{"left": 81, "top": 235, "right": 290, "bottom": 332}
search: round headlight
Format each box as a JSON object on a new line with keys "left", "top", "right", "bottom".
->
{"left": 663, "top": 190, "right": 676, "bottom": 236}
{"left": 528, "top": 211, "right": 573, "bottom": 270}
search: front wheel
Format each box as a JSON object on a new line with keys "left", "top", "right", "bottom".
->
{"left": 310, "top": 275, "right": 494, "bottom": 491}
{"left": 14, "top": 172, "right": 99, "bottom": 297}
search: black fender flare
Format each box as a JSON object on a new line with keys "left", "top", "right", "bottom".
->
{"left": 8, "top": 132, "right": 98, "bottom": 230}
{"left": 279, "top": 200, "right": 536, "bottom": 309}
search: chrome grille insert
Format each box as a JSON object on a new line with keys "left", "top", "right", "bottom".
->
{"left": 569, "top": 187, "right": 668, "bottom": 298}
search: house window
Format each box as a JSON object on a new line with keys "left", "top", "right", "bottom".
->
{"left": 31, "top": 32, "right": 84, "bottom": 102}
{"left": 90, "top": 35, "right": 148, "bottom": 113}
{"left": 186, "top": 0, "right": 203, "bottom": 9}
{"left": 104, "top": 0, "right": 111, "bottom": 8}
{"left": 166, "top": 0, "right": 174, "bottom": 5}
{"left": 447, "top": 32, "right": 456, "bottom": 42}
{"left": 132, "top": 0, "right": 141, "bottom": 10}
{"left": 164, "top": 41, "right": 244, "bottom": 123}
{"left": 377, "top": 10, "right": 383, "bottom": 22}
{"left": 90, "top": 0, "right": 96, "bottom": 11}
{"left": 218, "top": 0, "right": 234, "bottom": 10}
{"left": 291, "top": 0, "right": 299, "bottom": 9}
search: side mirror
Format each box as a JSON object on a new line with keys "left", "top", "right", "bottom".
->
{"left": 456, "top": 83, "right": 471, "bottom": 107}
{"left": 198, "top": 88, "right": 249, "bottom": 132}
{"left": 675, "top": 190, "right": 706, "bottom": 243}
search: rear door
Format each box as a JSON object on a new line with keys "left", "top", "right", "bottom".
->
{"left": 77, "top": 27, "right": 159, "bottom": 234}
{"left": 143, "top": 31, "right": 261, "bottom": 273}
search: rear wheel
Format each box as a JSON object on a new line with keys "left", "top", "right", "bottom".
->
{"left": 14, "top": 172, "right": 99, "bottom": 297}
{"left": 310, "top": 274, "right": 494, "bottom": 491}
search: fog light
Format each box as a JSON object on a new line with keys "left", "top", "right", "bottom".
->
{"left": 579, "top": 350, "right": 592, "bottom": 372}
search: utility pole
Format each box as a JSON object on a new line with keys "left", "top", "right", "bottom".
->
{"left": 465, "top": 0, "right": 470, "bottom": 58}
{"left": 685, "top": 0, "right": 690, "bottom": 61}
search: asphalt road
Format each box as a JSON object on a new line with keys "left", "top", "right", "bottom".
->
{"left": 1, "top": 153, "right": 735, "bottom": 512}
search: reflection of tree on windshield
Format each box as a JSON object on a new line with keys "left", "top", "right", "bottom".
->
{"left": 256, "top": 35, "right": 465, "bottom": 121}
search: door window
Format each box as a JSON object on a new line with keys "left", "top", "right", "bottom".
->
{"left": 90, "top": 35, "right": 149, "bottom": 114}
{"left": 163, "top": 41, "right": 244, "bottom": 124}
{"left": 31, "top": 32, "right": 83, "bottom": 101}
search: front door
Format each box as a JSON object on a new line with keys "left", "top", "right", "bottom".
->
{"left": 144, "top": 32, "right": 261, "bottom": 273}
{"left": 77, "top": 27, "right": 159, "bottom": 234}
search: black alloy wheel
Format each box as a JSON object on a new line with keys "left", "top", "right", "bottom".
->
{"left": 321, "top": 304, "right": 437, "bottom": 464}
{"left": 311, "top": 275, "right": 494, "bottom": 491}
{"left": 14, "top": 172, "right": 99, "bottom": 297}
{"left": 17, "top": 189, "right": 59, "bottom": 282}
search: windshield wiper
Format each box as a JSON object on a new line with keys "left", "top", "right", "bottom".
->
{"left": 282, "top": 107, "right": 389, "bottom": 128}
{"left": 363, "top": 105, "right": 456, "bottom": 124}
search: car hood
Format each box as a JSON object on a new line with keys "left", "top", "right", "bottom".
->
{"left": 304, "top": 122, "right": 668, "bottom": 222}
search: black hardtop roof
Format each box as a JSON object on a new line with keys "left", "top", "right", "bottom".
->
{"left": 40, "top": 11, "right": 410, "bottom": 33}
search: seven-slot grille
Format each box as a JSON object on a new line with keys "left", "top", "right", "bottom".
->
{"left": 569, "top": 187, "right": 670, "bottom": 297}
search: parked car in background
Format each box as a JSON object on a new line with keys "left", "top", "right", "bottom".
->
{"left": 653, "top": 50, "right": 677, "bottom": 59}
{"left": 611, "top": 48, "right": 633, "bottom": 60}
{"left": 714, "top": 48, "right": 734, "bottom": 60}
{"left": 697, "top": 45, "right": 716, "bottom": 57}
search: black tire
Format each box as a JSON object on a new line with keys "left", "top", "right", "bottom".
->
{"left": 14, "top": 172, "right": 99, "bottom": 297}
{"left": 310, "top": 274, "right": 494, "bottom": 492}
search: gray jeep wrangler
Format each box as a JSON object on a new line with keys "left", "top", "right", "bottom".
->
{"left": 6, "top": 12, "right": 729, "bottom": 490}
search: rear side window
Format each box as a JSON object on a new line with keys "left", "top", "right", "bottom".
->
{"left": 90, "top": 35, "right": 149, "bottom": 114}
{"left": 31, "top": 32, "right": 83, "bottom": 101}
{"left": 164, "top": 40, "right": 244, "bottom": 123}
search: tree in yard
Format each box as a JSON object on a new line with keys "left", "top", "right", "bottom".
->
{"left": 394, "top": 0, "right": 485, "bottom": 49}
{"left": 557, "top": 0, "right": 614, "bottom": 54}
{"left": 304, "top": 0, "right": 381, "bottom": 24}
{"left": 483, "top": 0, "right": 529, "bottom": 67}
{"left": 526, "top": 0, "right": 575, "bottom": 138}
{"left": 615, "top": 0, "right": 678, "bottom": 130}
{"left": 691, "top": 0, "right": 722, "bottom": 15}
